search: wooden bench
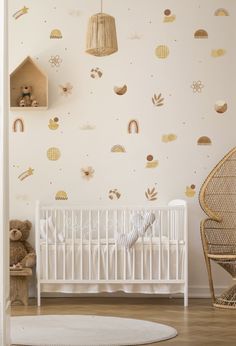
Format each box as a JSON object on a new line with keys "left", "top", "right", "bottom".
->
{"left": 10, "top": 268, "right": 32, "bottom": 306}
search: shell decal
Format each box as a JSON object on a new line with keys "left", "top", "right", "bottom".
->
{"left": 114, "top": 85, "right": 127, "bottom": 95}
{"left": 50, "top": 29, "right": 63, "bottom": 39}
{"left": 111, "top": 145, "right": 126, "bottom": 153}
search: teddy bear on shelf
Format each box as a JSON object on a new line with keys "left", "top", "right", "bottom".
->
{"left": 10, "top": 219, "right": 36, "bottom": 269}
{"left": 18, "top": 85, "right": 38, "bottom": 107}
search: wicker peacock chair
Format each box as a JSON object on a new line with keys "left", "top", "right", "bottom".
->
{"left": 199, "top": 147, "right": 236, "bottom": 309}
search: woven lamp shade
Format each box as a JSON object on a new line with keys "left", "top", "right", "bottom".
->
{"left": 86, "top": 12, "right": 118, "bottom": 57}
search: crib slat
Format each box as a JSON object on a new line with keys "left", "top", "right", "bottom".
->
{"left": 132, "top": 210, "right": 135, "bottom": 280}
{"left": 106, "top": 210, "right": 109, "bottom": 280}
{"left": 72, "top": 210, "right": 75, "bottom": 280}
{"left": 141, "top": 239, "right": 144, "bottom": 280}
{"left": 80, "top": 210, "right": 83, "bottom": 280}
{"left": 36, "top": 201, "right": 41, "bottom": 306}
{"left": 149, "top": 222, "right": 153, "bottom": 280}
{"left": 176, "top": 210, "right": 179, "bottom": 280}
{"left": 132, "top": 247, "right": 135, "bottom": 280}
{"left": 63, "top": 210, "right": 66, "bottom": 280}
{"left": 88, "top": 210, "right": 91, "bottom": 280}
{"left": 46, "top": 210, "right": 49, "bottom": 280}
{"left": 123, "top": 210, "right": 126, "bottom": 281}
{"left": 141, "top": 210, "right": 144, "bottom": 281}
{"left": 167, "top": 210, "right": 170, "bottom": 280}
{"left": 115, "top": 210, "right": 118, "bottom": 280}
{"left": 158, "top": 210, "right": 162, "bottom": 280}
{"left": 97, "top": 210, "right": 100, "bottom": 280}
{"left": 54, "top": 209, "right": 57, "bottom": 280}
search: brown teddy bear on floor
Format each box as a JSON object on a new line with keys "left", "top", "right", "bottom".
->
{"left": 10, "top": 220, "right": 36, "bottom": 268}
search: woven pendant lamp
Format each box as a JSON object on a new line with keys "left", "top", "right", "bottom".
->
{"left": 86, "top": 0, "right": 118, "bottom": 57}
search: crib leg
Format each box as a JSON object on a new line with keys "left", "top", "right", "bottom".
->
{"left": 37, "top": 282, "right": 41, "bottom": 307}
{"left": 184, "top": 284, "right": 188, "bottom": 307}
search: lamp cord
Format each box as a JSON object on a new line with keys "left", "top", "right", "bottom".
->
{"left": 101, "top": 0, "right": 103, "bottom": 13}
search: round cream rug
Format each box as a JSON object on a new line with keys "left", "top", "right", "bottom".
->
{"left": 11, "top": 315, "right": 177, "bottom": 346}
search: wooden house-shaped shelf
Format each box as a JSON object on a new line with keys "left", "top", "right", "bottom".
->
{"left": 10, "top": 56, "right": 48, "bottom": 110}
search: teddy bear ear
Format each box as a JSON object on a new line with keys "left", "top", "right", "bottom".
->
{"left": 24, "top": 220, "right": 32, "bottom": 230}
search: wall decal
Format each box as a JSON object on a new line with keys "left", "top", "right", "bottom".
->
{"left": 68, "top": 9, "right": 80, "bottom": 16}
{"left": 55, "top": 191, "right": 68, "bottom": 200}
{"left": 114, "top": 85, "right": 127, "bottom": 95}
{"left": 215, "top": 100, "right": 227, "bottom": 114}
{"left": 145, "top": 187, "right": 157, "bottom": 201}
{"left": 152, "top": 93, "right": 164, "bottom": 106}
{"left": 185, "top": 184, "right": 196, "bottom": 198}
{"left": 111, "top": 145, "right": 126, "bottom": 153}
{"left": 90, "top": 67, "right": 103, "bottom": 79}
{"left": 18, "top": 167, "right": 34, "bottom": 181}
{"left": 146, "top": 155, "right": 158, "bottom": 168}
{"left": 13, "top": 6, "right": 29, "bottom": 20}
{"left": 194, "top": 29, "right": 208, "bottom": 39}
{"left": 80, "top": 123, "right": 96, "bottom": 130}
{"left": 214, "top": 8, "right": 229, "bottom": 16}
{"left": 128, "top": 120, "right": 139, "bottom": 134}
{"left": 50, "top": 29, "right": 63, "bottom": 39}
{"left": 191, "top": 81, "right": 204, "bottom": 93}
{"left": 47, "top": 147, "right": 61, "bottom": 161}
{"left": 13, "top": 118, "right": 24, "bottom": 132}
{"left": 155, "top": 45, "right": 169, "bottom": 59}
{"left": 48, "top": 117, "right": 59, "bottom": 130}
{"left": 59, "top": 83, "right": 73, "bottom": 96}
{"left": 15, "top": 194, "right": 30, "bottom": 201}
{"left": 197, "top": 136, "right": 212, "bottom": 145}
{"left": 81, "top": 166, "right": 95, "bottom": 180}
{"left": 109, "top": 189, "right": 121, "bottom": 200}
{"left": 211, "top": 49, "right": 226, "bottom": 58}
{"left": 163, "top": 9, "right": 176, "bottom": 23}
{"left": 162, "top": 134, "right": 177, "bottom": 143}
{"left": 49, "top": 55, "right": 62, "bottom": 67}
{"left": 128, "top": 33, "right": 142, "bottom": 40}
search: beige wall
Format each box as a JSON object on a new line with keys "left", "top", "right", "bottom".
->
{"left": 9, "top": 0, "right": 236, "bottom": 296}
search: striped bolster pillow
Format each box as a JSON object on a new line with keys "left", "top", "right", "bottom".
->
{"left": 116, "top": 212, "right": 156, "bottom": 249}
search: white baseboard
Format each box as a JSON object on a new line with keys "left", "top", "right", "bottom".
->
{"left": 188, "top": 285, "right": 227, "bottom": 298}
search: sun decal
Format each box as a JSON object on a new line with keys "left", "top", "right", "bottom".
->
{"left": 49, "top": 55, "right": 62, "bottom": 67}
{"left": 191, "top": 81, "right": 204, "bottom": 93}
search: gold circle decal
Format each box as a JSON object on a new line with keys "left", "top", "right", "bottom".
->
{"left": 155, "top": 45, "right": 169, "bottom": 59}
{"left": 47, "top": 147, "right": 61, "bottom": 161}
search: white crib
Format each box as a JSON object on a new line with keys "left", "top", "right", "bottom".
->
{"left": 35, "top": 200, "right": 188, "bottom": 306}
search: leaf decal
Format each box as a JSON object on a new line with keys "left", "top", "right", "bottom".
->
{"left": 150, "top": 187, "right": 155, "bottom": 194}
{"left": 152, "top": 93, "right": 164, "bottom": 107}
{"left": 145, "top": 187, "right": 158, "bottom": 201}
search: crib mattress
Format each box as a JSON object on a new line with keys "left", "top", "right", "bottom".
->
{"left": 40, "top": 240, "right": 185, "bottom": 294}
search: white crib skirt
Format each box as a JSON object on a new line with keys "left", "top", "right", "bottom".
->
{"left": 40, "top": 240, "right": 185, "bottom": 294}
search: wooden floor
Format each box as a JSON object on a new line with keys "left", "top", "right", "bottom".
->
{"left": 11, "top": 297, "right": 236, "bottom": 346}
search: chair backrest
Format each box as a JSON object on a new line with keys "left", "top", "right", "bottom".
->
{"left": 199, "top": 147, "right": 236, "bottom": 254}
{"left": 199, "top": 147, "right": 236, "bottom": 224}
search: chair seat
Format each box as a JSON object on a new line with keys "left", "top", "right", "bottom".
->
{"left": 208, "top": 254, "right": 236, "bottom": 279}
{"left": 208, "top": 254, "right": 236, "bottom": 260}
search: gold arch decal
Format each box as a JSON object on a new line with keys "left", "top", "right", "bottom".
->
{"left": 128, "top": 120, "right": 139, "bottom": 134}
{"left": 13, "top": 118, "right": 24, "bottom": 132}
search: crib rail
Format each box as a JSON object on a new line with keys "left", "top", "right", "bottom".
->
{"left": 36, "top": 200, "right": 188, "bottom": 306}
